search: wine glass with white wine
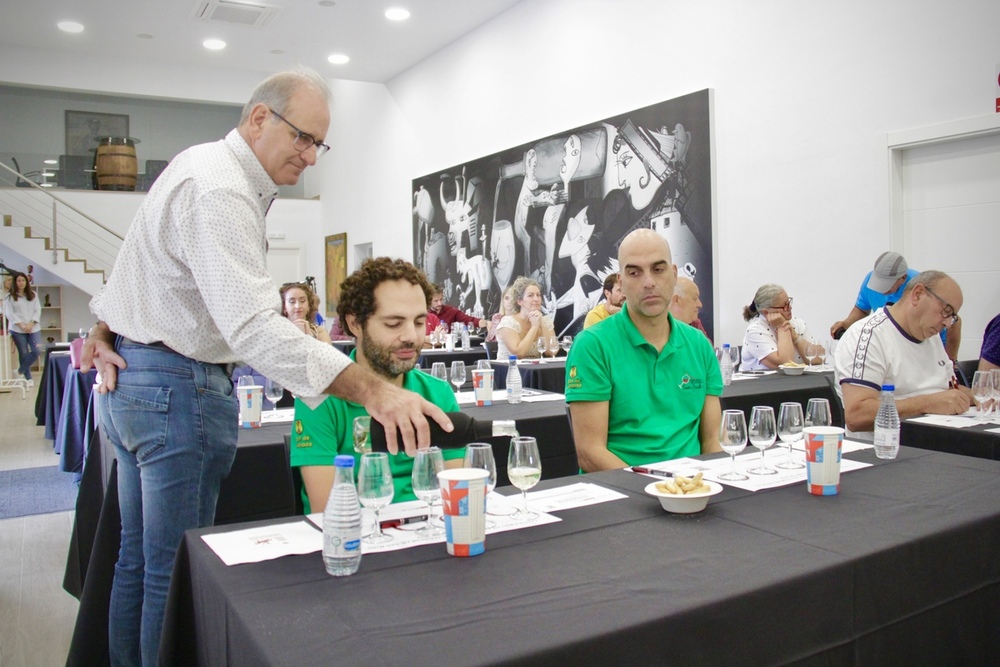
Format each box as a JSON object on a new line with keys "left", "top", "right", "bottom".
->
{"left": 507, "top": 436, "right": 541, "bottom": 520}
{"left": 352, "top": 416, "right": 371, "bottom": 454}
{"left": 263, "top": 378, "right": 283, "bottom": 415}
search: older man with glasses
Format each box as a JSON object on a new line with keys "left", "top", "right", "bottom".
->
{"left": 835, "top": 270, "right": 973, "bottom": 438}
{"left": 82, "top": 67, "right": 450, "bottom": 666}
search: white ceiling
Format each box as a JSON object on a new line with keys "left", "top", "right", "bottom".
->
{"left": 0, "top": 0, "right": 524, "bottom": 83}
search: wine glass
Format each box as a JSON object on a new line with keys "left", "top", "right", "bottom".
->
{"left": 971, "top": 371, "right": 994, "bottom": 422}
{"left": 718, "top": 409, "right": 749, "bottom": 481}
{"left": 991, "top": 369, "right": 1000, "bottom": 418}
{"left": 475, "top": 359, "right": 494, "bottom": 392}
{"left": 776, "top": 402, "right": 805, "bottom": 469}
{"left": 804, "top": 398, "right": 832, "bottom": 428}
{"left": 804, "top": 342, "right": 820, "bottom": 367}
{"left": 263, "top": 377, "right": 283, "bottom": 414}
{"left": 411, "top": 447, "right": 445, "bottom": 537}
{"left": 536, "top": 337, "right": 547, "bottom": 356}
{"left": 464, "top": 443, "right": 510, "bottom": 523}
{"left": 507, "top": 436, "right": 541, "bottom": 520}
{"left": 430, "top": 362, "right": 447, "bottom": 383}
{"left": 729, "top": 344, "right": 741, "bottom": 371}
{"left": 747, "top": 406, "right": 777, "bottom": 475}
{"left": 560, "top": 336, "right": 573, "bottom": 352}
{"left": 352, "top": 416, "right": 371, "bottom": 454}
{"left": 428, "top": 329, "right": 440, "bottom": 349}
{"left": 546, "top": 335, "right": 560, "bottom": 357}
{"left": 358, "top": 452, "right": 394, "bottom": 544}
{"left": 450, "top": 361, "right": 466, "bottom": 393}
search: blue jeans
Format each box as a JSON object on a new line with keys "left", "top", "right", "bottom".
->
{"left": 10, "top": 330, "right": 40, "bottom": 379}
{"left": 98, "top": 340, "right": 237, "bottom": 666}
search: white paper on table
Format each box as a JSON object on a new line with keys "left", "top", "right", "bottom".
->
{"left": 907, "top": 412, "right": 984, "bottom": 429}
{"left": 260, "top": 407, "right": 295, "bottom": 424}
{"left": 201, "top": 520, "right": 322, "bottom": 566}
{"left": 495, "top": 482, "right": 627, "bottom": 513}
{"left": 302, "top": 503, "right": 562, "bottom": 554}
{"left": 522, "top": 392, "right": 566, "bottom": 403}
{"left": 631, "top": 453, "right": 872, "bottom": 492}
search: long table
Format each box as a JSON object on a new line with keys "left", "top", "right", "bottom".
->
{"left": 159, "top": 446, "right": 1000, "bottom": 665}
{"left": 721, "top": 370, "right": 844, "bottom": 426}
{"left": 902, "top": 416, "right": 1000, "bottom": 460}
{"left": 64, "top": 396, "right": 576, "bottom": 667}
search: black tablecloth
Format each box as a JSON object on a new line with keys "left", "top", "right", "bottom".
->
{"left": 417, "top": 346, "right": 488, "bottom": 369}
{"left": 159, "top": 446, "right": 1000, "bottom": 666}
{"left": 902, "top": 417, "right": 1000, "bottom": 460}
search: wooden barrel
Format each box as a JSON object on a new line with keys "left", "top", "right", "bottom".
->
{"left": 95, "top": 137, "right": 137, "bottom": 191}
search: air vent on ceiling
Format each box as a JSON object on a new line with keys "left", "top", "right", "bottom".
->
{"left": 192, "top": 0, "right": 282, "bottom": 28}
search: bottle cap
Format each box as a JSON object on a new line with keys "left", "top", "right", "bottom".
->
{"left": 509, "top": 355, "right": 517, "bottom": 360}
{"left": 334, "top": 455, "right": 355, "bottom": 468}
{"left": 881, "top": 384, "right": 895, "bottom": 392}
{"left": 723, "top": 343, "right": 730, "bottom": 349}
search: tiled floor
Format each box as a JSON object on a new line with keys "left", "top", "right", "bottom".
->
{"left": 0, "top": 384, "right": 78, "bottom": 667}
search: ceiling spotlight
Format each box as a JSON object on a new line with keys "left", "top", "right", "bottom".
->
{"left": 57, "top": 21, "right": 84, "bottom": 33}
{"left": 203, "top": 38, "right": 227, "bottom": 50}
{"left": 327, "top": 53, "right": 349, "bottom": 65}
{"left": 385, "top": 7, "right": 410, "bottom": 21}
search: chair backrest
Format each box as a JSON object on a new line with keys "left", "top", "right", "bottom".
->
{"left": 955, "top": 359, "right": 979, "bottom": 387}
{"left": 282, "top": 433, "right": 306, "bottom": 515}
{"left": 483, "top": 340, "right": 498, "bottom": 360}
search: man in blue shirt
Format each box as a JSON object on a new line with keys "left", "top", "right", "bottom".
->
{"left": 831, "top": 252, "right": 959, "bottom": 358}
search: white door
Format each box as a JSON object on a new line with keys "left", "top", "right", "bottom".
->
{"left": 266, "top": 243, "right": 304, "bottom": 287}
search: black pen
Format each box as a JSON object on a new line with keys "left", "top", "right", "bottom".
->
{"left": 631, "top": 466, "right": 673, "bottom": 478}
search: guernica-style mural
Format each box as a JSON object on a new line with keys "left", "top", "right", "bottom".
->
{"left": 412, "top": 89, "right": 713, "bottom": 339}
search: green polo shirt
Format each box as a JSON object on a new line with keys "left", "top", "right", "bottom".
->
{"left": 564, "top": 304, "right": 722, "bottom": 465}
{"left": 291, "top": 352, "right": 463, "bottom": 513}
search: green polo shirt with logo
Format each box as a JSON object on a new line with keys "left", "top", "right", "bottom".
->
{"left": 291, "top": 351, "right": 463, "bottom": 513}
{"left": 565, "top": 305, "right": 722, "bottom": 465}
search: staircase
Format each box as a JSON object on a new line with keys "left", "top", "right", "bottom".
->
{"left": 1, "top": 162, "right": 120, "bottom": 296}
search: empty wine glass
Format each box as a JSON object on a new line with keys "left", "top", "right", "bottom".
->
{"left": 536, "top": 337, "right": 547, "bottom": 356}
{"left": 430, "top": 362, "right": 447, "bottom": 383}
{"left": 747, "top": 406, "right": 777, "bottom": 475}
{"left": 358, "top": 452, "right": 394, "bottom": 544}
{"left": 450, "top": 360, "right": 466, "bottom": 393}
{"left": 560, "top": 336, "right": 573, "bottom": 352}
{"left": 971, "top": 371, "right": 994, "bottom": 422}
{"left": 352, "top": 415, "right": 371, "bottom": 454}
{"left": 804, "top": 342, "right": 820, "bottom": 367}
{"left": 411, "top": 447, "right": 445, "bottom": 537}
{"left": 991, "top": 369, "right": 1000, "bottom": 418}
{"left": 718, "top": 409, "right": 749, "bottom": 481}
{"left": 428, "top": 329, "right": 440, "bottom": 349}
{"left": 507, "top": 436, "right": 541, "bottom": 520}
{"left": 546, "top": 335, "right": 560, "bottom": 357}
{"left": 805, "top": 398, "right": 832, "bottom": 428}
{"left": 729, "top": 344, "right": 741, "bottom": 371}
{"left": 464, "top": 443, "right": 509, "bottom": 524}
{"left": 263, "top": 377, "right": 283, "bottom": 414}
{"left": 776, "top": 402, "right": 805, "bottom": 469}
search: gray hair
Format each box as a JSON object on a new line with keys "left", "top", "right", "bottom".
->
{"left": 239, "top": 67, "right": 332, "bottom": 125}
{"left": 673, "top": 275, "right": 696, "bottom": 298}
{"left": 742, "top": 283, "right": 785, "bottom": 321}
{"left": 509, "top": 276, "right": 541, "bottom": 314}
{"left": 901, "top": 270, "right": 948, "bottom": 297}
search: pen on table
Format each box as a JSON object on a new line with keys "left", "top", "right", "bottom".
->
{"left": 631, "top": 466, "right": 673, "bottom": 478}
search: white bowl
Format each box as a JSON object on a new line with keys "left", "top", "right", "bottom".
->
{"left": 644, "top": 480, "right": 723, "bottom": 514}
{"left": 779, "top": 364, "right": 805, "bottom": 376}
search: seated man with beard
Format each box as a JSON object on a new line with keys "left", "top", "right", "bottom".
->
{"left": 291, "top": 258, "right": 464, "bottom": 513}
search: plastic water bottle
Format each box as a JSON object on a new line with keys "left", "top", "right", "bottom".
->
{"left": 720, "top": 343, "right": 734, "bottom": 386}
{"left": 461, "top": 324, "right": 471, "bottom": 351}
{"left": 873, "top": 384, "right": 901, "bottom": 459}
{"left": 507, "top": 355, "right": 522, "bottom": 404}
{"left": 323, "top": 455, "right": 362, "bottom": 576}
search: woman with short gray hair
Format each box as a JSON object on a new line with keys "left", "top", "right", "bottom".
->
{"left": 741, "top": 283, "right": 823, "bottom": 371}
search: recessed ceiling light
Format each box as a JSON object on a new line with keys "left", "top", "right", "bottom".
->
{"left": 385, "top": 7, "right": 410, "bottom": 21}
{"left": 270, "top": 49, "right": 285, "bottom": 55}
{"left": 203, "top": 38, "right": 227, "bottom": 50}
{"left": 136, "top": 33, "right": 154, "bottom": 40}
{"left": 44, "top": 160, "right": 58, "bottom": 165}
{"left": 327, "top": 53, "right": 349, "bottom": 65}
{"left": 318, "top": 0, "right": 335, "bottom": 6}
{"left": 57, "top": 21, "right": 84, "bottom": 33}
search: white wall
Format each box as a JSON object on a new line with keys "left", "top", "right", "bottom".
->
{"left": 324, "top": 0, "right": 1000, "bottom": 349}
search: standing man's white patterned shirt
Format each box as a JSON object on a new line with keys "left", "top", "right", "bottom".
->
{"left": 91, "top": 129, "right": 350, "bottom": 398}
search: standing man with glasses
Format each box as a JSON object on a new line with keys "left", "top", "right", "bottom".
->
{"left": 82, "top": 67, "right": 451, "bottom": 666}
{"left": 834, "top": 270, "right": 972, "bottom": 438}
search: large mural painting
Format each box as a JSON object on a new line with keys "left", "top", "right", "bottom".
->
{"left": 412, "top": 89, "right": 713, "bottom": 339}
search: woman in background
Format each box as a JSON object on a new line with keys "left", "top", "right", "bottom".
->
{"left": 486, "top": 286, "right": 515, "bottom": 343}
{"left": 281, "top": 282, "right": 331, "bottom": 343}
{"left": 741, "top": 283, "right": 823, "bottom": 371}
{"left": 2, "top": 271, "right": 42, "bottom": 385}
{"left": 496, "top": 276, "right": 557, "bottom": 360}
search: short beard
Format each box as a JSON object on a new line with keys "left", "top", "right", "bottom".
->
{"left": 360, "top": 331, "right": 418, "bottom": 380}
